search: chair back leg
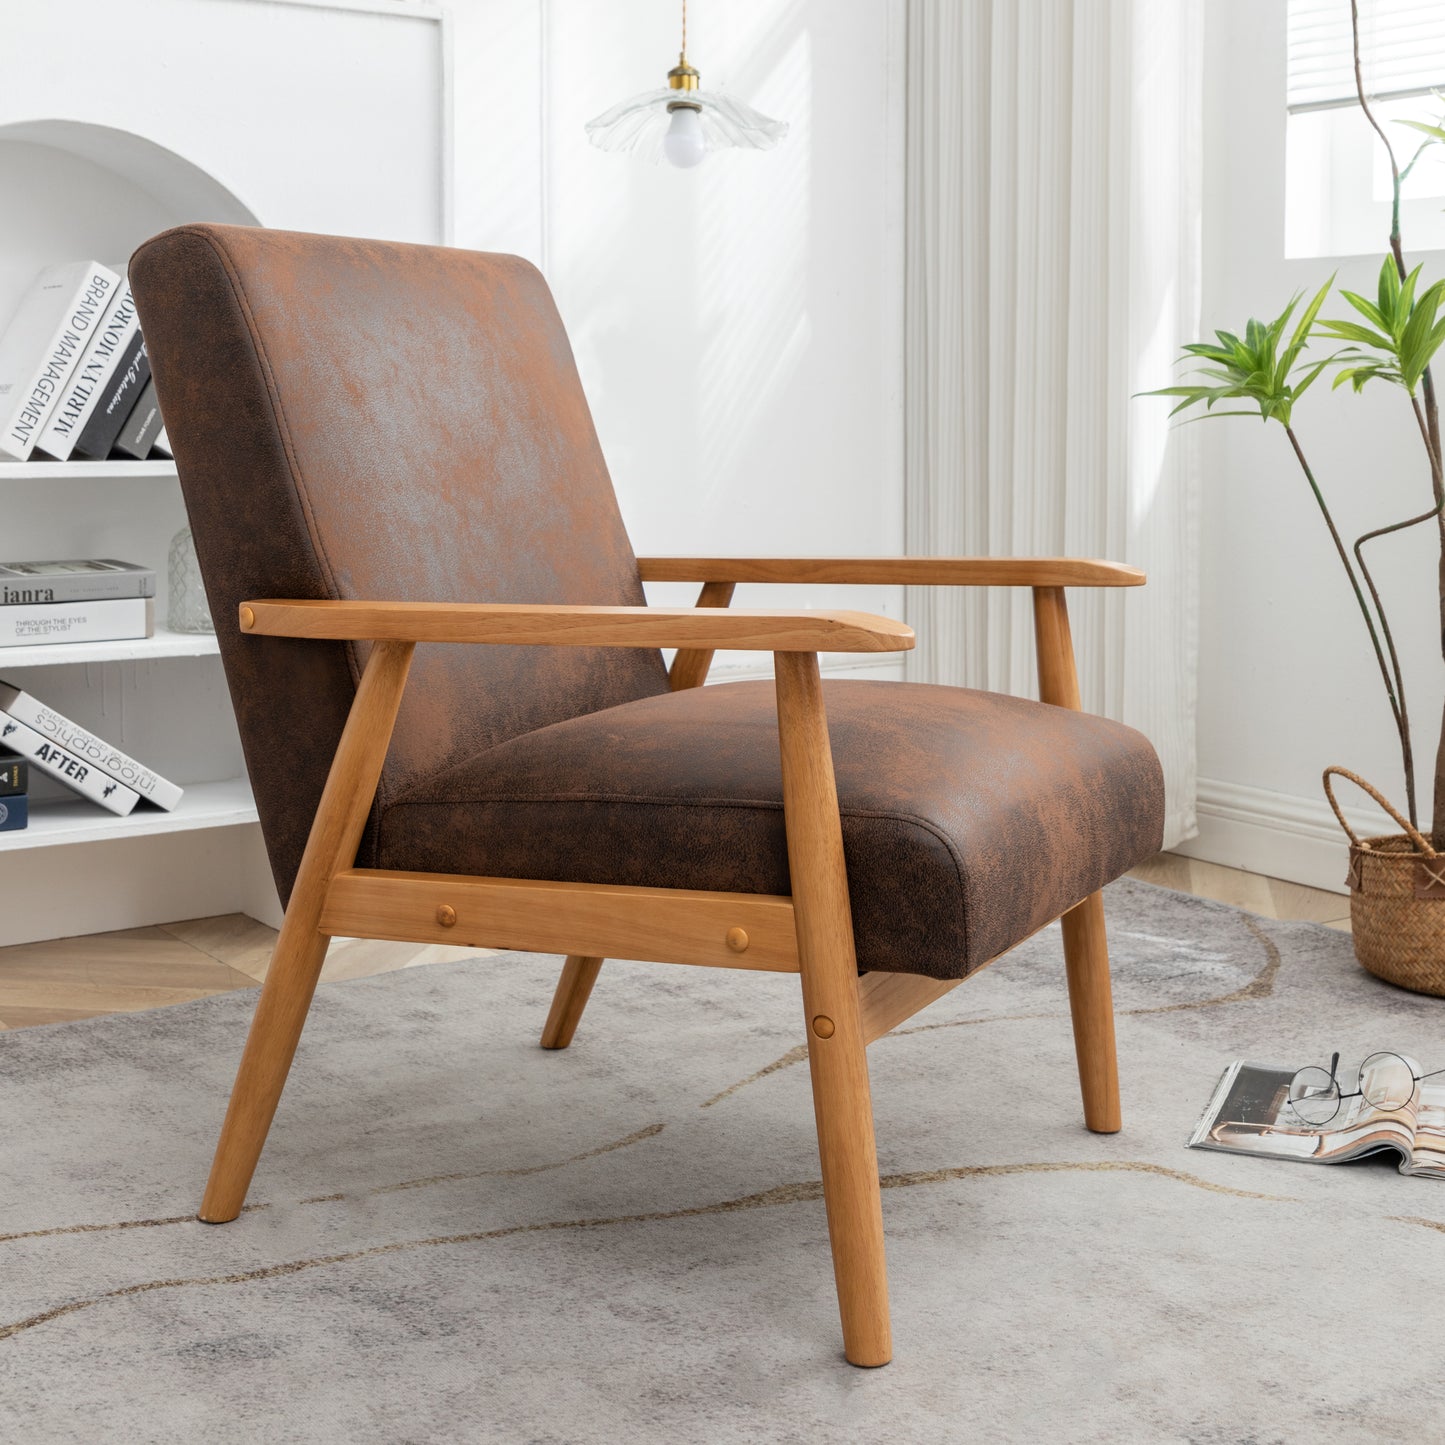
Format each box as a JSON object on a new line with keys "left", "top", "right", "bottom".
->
{"left": 1060, "top": 891, "right": 1122, "bottom": 1132}
{"left": 537, "top": 582, "right": 738, "bottom": 1050}
{"left": 775, "top": 652, "right": 892, "bottom": 1368}
{"left": 1032, "top": 585, "right": 1123, "bottom": 1133}
{"left": 199, "top": 640, "right": 416, "bottom": 1223}
{"left": 540, "top": 955, "right": 604, "bottom": 1049}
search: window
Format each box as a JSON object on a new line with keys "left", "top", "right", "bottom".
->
{"left": 1285, "top": 0, "right": 1445, "bottom": 258}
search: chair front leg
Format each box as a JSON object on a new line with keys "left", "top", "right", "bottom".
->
{"left": 775, "top": 651, "right": 891, "bottom": 1368}
{"left": 1032, "top": 585, "right": 1122, "bottom": 1133}
{"left": 199, "top": 639, "right": 415, "bottom": 1223}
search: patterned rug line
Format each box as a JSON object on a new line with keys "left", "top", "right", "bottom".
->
{"left": 0, "top": 1157, "right": 1296, "bottom": 1345}
{"left": 0, "top": 1124, "right": 668, "bottom": 1248}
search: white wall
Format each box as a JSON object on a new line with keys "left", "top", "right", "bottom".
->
{"left": 1186, "top": 0, "right": 1442, "bottom": 888}
{"left": 449, "top": 0, "right": 908, "bottom": 678}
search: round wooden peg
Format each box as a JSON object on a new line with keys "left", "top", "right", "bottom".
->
{"left": 239, "top": 605, "right": 255, "bottom": 630}
{"left": 435, "top": 904, "right": 457, "bottom": 928}
{"left": 811, "top": 1015, "right": 835, "bottom": 1039}
{"left": 725, "top": 926, "right": 750, "bottom": 953}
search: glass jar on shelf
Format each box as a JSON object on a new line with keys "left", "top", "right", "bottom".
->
{"left": 167, "top": 525, "right": 214, "bottom": 634}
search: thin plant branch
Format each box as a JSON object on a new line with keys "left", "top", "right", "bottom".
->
{"left": 1284, "top": 425, "right": 1407, "bottom": 749}
{"left": 1353, "top": 0, "right": 1445, "bottom": 840}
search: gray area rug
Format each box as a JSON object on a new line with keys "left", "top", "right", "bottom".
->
{"left": 3, "top": 878, "right": 1444, "bottom": 1443}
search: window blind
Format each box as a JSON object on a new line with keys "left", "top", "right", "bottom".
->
{"left": 1287, "top": 0, "right": 1445, "bottom": 113}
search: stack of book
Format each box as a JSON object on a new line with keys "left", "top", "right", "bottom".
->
{"left": 0, "top": 260, "right": 170, "bottom": 464}
{"left": 0, "top": 679, "right": 182, "bottom": 818}
{"left": 0, "top": 559, "right": 156, "bottom": 649}
{"left": 0, "top": 749, "right": 26, "bottom": 833}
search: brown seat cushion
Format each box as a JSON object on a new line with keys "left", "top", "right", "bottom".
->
{"left": 375, "top": 680, "right": 1163, "bottom": 979}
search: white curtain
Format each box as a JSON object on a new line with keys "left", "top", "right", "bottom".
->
{"left": 904, "top": 0, "right": 1202, "bottom": 849}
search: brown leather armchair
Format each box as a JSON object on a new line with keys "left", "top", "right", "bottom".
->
{"left": 130, "top": 225, "right": 1163, "bottom": 1368}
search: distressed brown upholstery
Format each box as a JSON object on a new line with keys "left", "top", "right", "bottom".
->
{"left": 132, "top": 224, "right": 1163, "bottom": 982}
{"left": 381, "top": 681, "right": 1162, "bottom": 978}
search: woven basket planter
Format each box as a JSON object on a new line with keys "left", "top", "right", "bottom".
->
{"left": 1325, "top": 767, "right": 1445, "bottom": 997}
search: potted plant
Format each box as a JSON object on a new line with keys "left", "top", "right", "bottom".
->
{"left": 1152, "top": 2, "right": 1445, "bottom": 994}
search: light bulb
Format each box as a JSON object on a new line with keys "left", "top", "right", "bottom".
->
{"left": 663, "top": 105, "right": 706, "bottom": 168}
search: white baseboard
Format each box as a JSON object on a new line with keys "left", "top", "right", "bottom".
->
{"left": 1176, "top": 775, "right": 1399, "bottom": 894}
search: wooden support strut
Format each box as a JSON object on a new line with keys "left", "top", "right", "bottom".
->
{"left": 199, "top": 640, "right": 416, "bottom": 1223}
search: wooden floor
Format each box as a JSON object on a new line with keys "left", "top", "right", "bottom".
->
{"left": 0, "top": 854, "right": 1350, "bottom": 1031}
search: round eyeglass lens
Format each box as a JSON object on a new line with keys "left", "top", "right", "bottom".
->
{"left": 1360, "top": 1051, "right": 1417, "bottom": 1112}
{"left": 1288, "top": 1066, "right": 1341, "bottom": 1126}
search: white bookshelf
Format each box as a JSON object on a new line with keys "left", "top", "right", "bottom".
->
{"left": 0, "top": 459, "right": 178, "bottom": 483}
{"left": 0, "top": 122, "right": 263, "bottom": 941}
{"left": 0, "top": 777, "right": 257, "bottom": 853}
{"left": 0, "top": 628, "right": 221, "bottom": 670}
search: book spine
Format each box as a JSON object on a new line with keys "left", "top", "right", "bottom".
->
{"left": 0, "top": 681, "right": 183, "bottom": 810}
{"left": 73, "top": 332, "right": 150, "bottom": 461}
{"left": 0, "top": 263, "right": 121, "bottom": 461}
{"left": 0, "top": 793, "right": 26, "bottom": 832}
{"left": 0, "top": 568, "right": 156, "bottom": 605}
{"left": 0, "top": 597, "right": 153, "bottom": 648}
{"left": 112, "top": 378, "right": 166, "bottom": 460}
{"left": 0, "top": 753, "right": 26, "bottom": 795}
{"left": 0, "top": 713, "right": 139, "bottom": 815}
{"left": 34, "top": 283, "right": 141, "bottom": 462}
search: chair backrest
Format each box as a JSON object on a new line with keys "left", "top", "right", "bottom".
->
{"left": 131, "top": 225, "right": 669, "bottom": 904}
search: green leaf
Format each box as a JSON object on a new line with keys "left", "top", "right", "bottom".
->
{"left": 1292, "top": 358, "right": 1332, "bottom": 401}
{"left": 1338, "top": 289, "right": 1389, "bottom": 329}
{"left": 1140, "top": 285, "right": 1338, "bottom": 429}
{"left": 1288, "top": 276, "right": 1334, "bottom": 354}
{"left": 1317, "top": 318, "right": 1397, "bottom": 349}
{"left": 1380, "top": 255, "right": 1402, "bottom": 318}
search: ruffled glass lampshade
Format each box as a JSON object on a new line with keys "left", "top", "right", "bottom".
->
{"left": 586, "top": 87, "right": 788, "bottom": 167}
{"left": 584, "top": 2, "right": 787, "bottom": 169}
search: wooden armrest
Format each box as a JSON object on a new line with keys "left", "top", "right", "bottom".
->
{"left": 237, "top": 599, "right": 914, "bottom": 654}
{"left": 636, "top": 557, "right": 1145, "bottom": 588}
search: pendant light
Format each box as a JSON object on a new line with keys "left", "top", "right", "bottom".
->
{"left": 585, "top": 0, "right": 788, "bottom": 168}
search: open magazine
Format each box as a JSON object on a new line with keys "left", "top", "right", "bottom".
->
{"left": 1188, "top": 1056, "right": 1445, "bottom": 1178}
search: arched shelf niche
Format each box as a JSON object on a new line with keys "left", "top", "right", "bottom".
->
{"left": 0, "top": 119, "right": 259, "bottom": 311}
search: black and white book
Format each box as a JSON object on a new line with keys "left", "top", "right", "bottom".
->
{"left": 0, "top": 793, "right": 26, "bottom": 832}
{"left": 0, "top": 597, "right": 154, "bottom": 649}
{"left": 73, "top": 331, "right": 149, "bottom": 461}
{"left": 0, "top": 559, "right": 156, "bottom": 605}
{"left": 0, "top": 261, "right": 121, "bottom": 461}
{"left": 112, "top": 378, "right": 166, "bottom": 460}
{"left": 0, "top": 751, "right": 25, "bottom": 796}
{"left": 34, "top": 281, "right": 141, "bottom": 462}
{"left": 153, "top": 424, "right": 172, "bottom": 459}
{"left": 0, "top": 713, "right": 139, "bottom": 816}
{"left": 0, "top": 680, "right": 182, "bottom": 810}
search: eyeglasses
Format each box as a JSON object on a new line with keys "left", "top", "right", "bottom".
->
{"left": 1286, "top": 1051, "right": 1445, "bottom": 1127}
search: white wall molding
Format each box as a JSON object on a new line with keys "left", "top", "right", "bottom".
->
{"left": 1175, "top": 776, "right": 1397, "bottom": 894}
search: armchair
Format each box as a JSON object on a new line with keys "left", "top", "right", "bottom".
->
{"left": 131, "top": 226, "right": 1164, "bottom": 1368}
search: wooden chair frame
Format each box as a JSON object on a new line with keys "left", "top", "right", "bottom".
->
{"left": 201, "top": 556, "right": 1144, "bottom": 1369}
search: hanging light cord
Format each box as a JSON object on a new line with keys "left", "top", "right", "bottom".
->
{"left": 680, "top": 0, "right": 688, "bottom": 59}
